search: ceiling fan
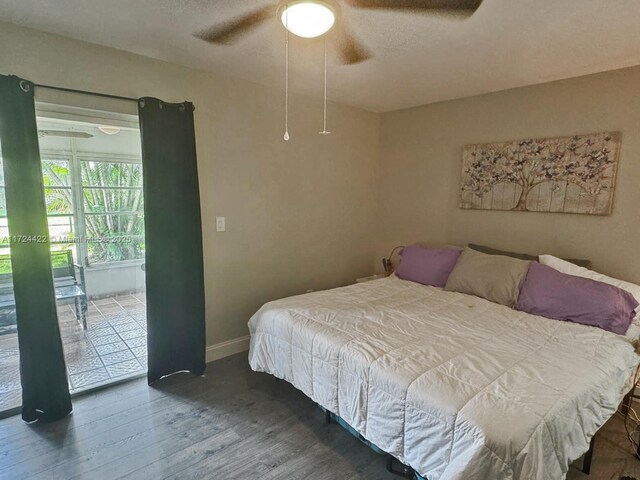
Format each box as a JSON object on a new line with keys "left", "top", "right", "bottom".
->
{"left": 194, "top": 0, "right": 483, "bottom": 65}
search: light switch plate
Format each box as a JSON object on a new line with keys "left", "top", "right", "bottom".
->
{"left": 216, "top": 216, "right": 226, "bottom": 232}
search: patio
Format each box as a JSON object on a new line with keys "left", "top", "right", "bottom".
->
{"left": 0, "top": 293, "right": 147, "bottom": 413}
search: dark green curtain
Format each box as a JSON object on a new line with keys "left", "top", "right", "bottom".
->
{"left": 138, "top": 98, "right": 205, "bottom": 383}
{"left": 0, "top": 75, "right": 72, "bottom": 422}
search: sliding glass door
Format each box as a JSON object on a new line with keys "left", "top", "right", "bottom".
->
{"left": 5, "top": 105, "right": 146, "bottom": 408}
{"left": 1, "top": 79, "right": 204, "bottom": 418}
{"left": 0, "top": 101, "right": 147, "bottom": 416}
{"left": 38, "top": 107, "right": 147, "bottom": 393}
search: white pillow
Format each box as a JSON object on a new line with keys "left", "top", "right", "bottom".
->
{"left": 539, "top": 254, "right": 640, "bottom": 339}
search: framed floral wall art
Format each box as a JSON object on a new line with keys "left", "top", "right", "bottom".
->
{"left": 460, "top": 132, "right": 621, "bottom": 215}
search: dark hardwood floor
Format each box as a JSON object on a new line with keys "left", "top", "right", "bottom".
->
{"left": 0, "top": 352, "right": 638, "bottom": 480}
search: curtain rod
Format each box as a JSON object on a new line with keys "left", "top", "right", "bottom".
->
{"left": 34, "top": 83, "right": 138, "bottom": 103}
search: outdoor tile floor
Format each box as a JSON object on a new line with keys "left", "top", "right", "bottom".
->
{"left": 0, "top": 293, "right": 146, "bottom": 413}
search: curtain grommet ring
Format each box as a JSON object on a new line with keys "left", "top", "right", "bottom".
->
{"left": 19, "top": 80, "right": 31, "bottom": 93}
{"left": 179, "top": 104, "right": 185, "bottom": 112}
{"left": 138, "top": 99, "right": 146, "bottom": 109}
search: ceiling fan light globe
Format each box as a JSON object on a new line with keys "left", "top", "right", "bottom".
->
{"left": 281, "top": 1, "right": 335, "bottom": 38}
{"left": 98, "top": 125, "right": 121, "bottom": 135}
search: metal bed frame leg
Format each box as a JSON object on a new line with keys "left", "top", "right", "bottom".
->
{"left": 325, "top": 409, "right": 333, "bottom": 424}
{"left": 582, "top": 436, "right": 595, "bottom": 475}
{"left": 622, "top": 391, "right": 633, "bottom": 416}
{"left": 386, "top": 455, "right": 415, "bottom": 479}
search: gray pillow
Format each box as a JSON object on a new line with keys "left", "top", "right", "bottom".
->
{"left": 444, "top": 247, "right": 531, "bottom": 307}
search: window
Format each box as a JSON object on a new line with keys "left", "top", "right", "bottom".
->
{"left": 80, "top": 157, "right": 144, "bottom": 264}
{"left": 37, "top": 113, "right": 144, "bottom": 268}
{"left": 39, "top": 152, "right": 145, "bottom": 267}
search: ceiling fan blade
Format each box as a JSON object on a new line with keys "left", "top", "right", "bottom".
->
{"left": 345, "top": 0, "right": 482, "bottom": 12}
{"left": 194, "top": 5, "right": 275, "bottom": 44}
{"left": 38, "top": 130, "right": 94, "bottom": 139}
{"left": 335, "top": 24, "right": 372, "bottom": 65}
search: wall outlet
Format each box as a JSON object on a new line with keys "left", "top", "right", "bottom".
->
{"left": 216, "top": 216, "right": 226, "bottom": 232}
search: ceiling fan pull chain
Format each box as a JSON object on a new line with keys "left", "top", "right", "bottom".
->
{"left": 283, "top": 8, "right": 290, "bottom": 142}
{"left": 319, "top": 36, "right": 331, "bottom": 136}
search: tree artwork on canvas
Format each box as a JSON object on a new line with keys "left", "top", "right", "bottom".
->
{"left": 459, "top": 132, "right": 621, "bottom": 215}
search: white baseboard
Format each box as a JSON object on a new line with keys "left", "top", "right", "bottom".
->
{"left": 206, "top": 335, "right": 250, "bottom": 363}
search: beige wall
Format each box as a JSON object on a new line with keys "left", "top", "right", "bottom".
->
{"left": 378, "top": 66, "right": 640, "bottom": 283}
{"left": 0, "top": 22, "right": 382, "bottom": 347}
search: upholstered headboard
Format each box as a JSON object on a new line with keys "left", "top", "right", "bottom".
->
{"left": 468, "top": 244, "right": 592, "bottom": 269}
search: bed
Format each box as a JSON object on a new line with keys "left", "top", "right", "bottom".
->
{"left": 248, "top": 275, "right": 638, "bottom": 480}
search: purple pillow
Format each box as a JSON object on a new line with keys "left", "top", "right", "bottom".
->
{"left": 395, "top": 245, "right": 462, "bottom": 288}
{"left": 517, "top": 262, "right": 639, "bottom": 335}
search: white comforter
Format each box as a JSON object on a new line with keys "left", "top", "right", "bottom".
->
{"left": 248, "top": 276, "right": 638, "bottom": 480}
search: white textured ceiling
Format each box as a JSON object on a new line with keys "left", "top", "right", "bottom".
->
{"left": 1, "top": 0, "right": 640, "bottom": 112}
